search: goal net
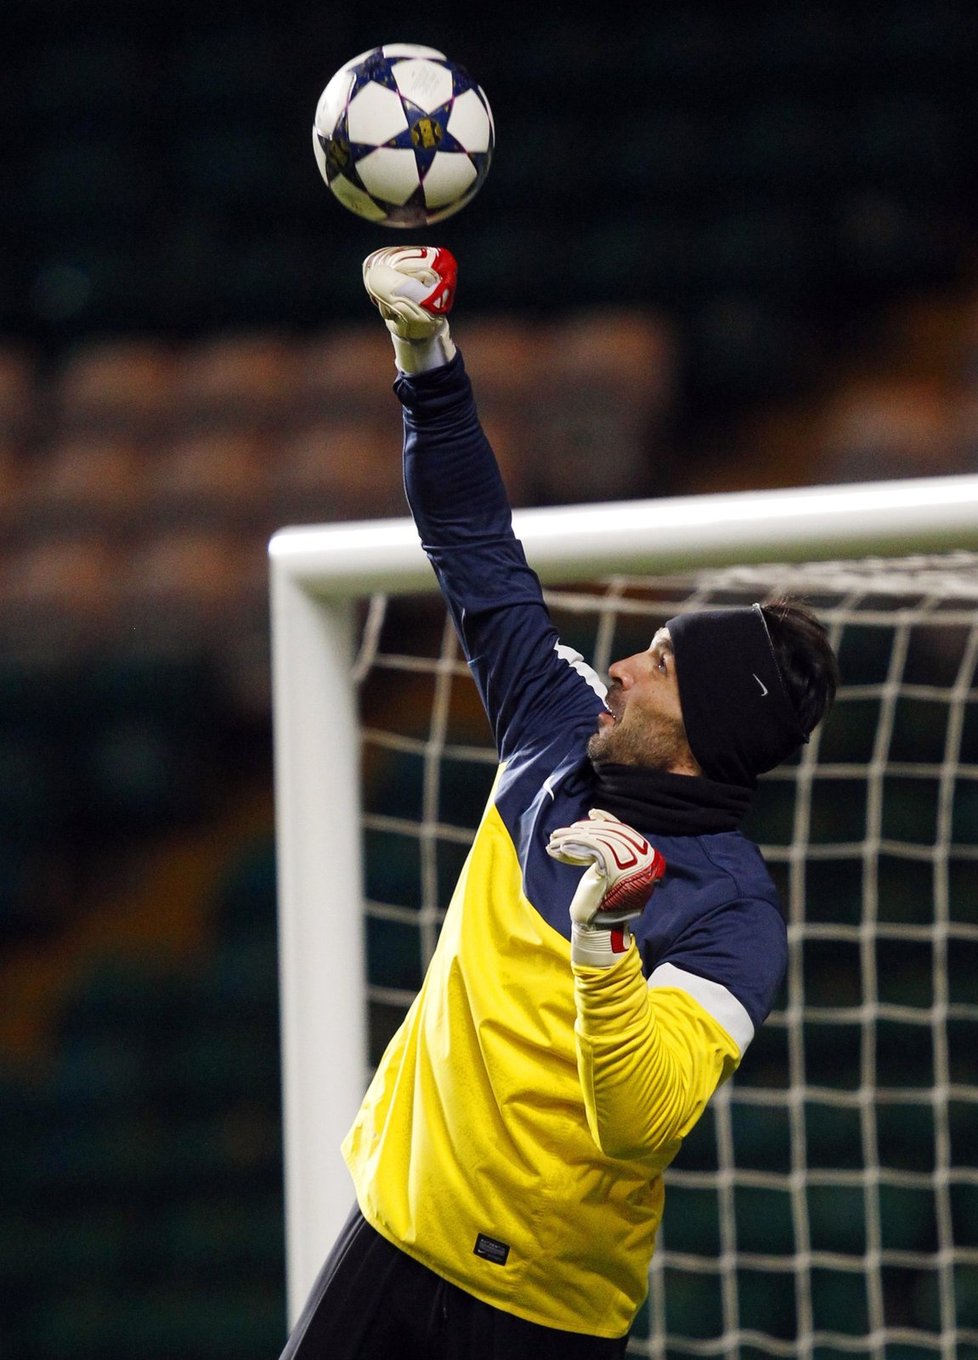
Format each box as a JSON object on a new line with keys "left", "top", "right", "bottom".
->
{"left": 269, "top": 474, "right": 978, "bottom": 1357}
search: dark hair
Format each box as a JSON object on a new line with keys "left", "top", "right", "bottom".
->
{"left": 761, "top": 594, "right": 839, "bottom": 738}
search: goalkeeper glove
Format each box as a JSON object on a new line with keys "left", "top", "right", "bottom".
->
{"left": 362, "top": 245, "right": 458, "bottom": 374}
{"left": 546, "top": 809, "right": 666, "bottom": 968}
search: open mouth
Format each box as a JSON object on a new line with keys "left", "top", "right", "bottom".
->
{"left": 606, "top": 682, "right": 625, "bottom": 715}
{"left": 599, "top": 694, "right": 621, "bottom": 727}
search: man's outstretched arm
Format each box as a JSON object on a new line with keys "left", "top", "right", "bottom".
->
{"left": 365, "top": 243, "right": 513, "bottom": 545}
{"left": 362, "top": 246, "right": 602, "bottom": 757}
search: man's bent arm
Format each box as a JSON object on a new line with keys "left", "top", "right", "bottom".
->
{"left": 573, "top": 946, "right": 741, "bottom": 1162}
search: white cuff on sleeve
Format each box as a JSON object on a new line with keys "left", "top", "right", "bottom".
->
{"left": 391, "top": 322, "right": 456, "bottom": 373}
{"left": 648, "top": 962, "right": 756, "bottom": 1055}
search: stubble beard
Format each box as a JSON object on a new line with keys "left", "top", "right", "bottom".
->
{"left": 587, "top": 711, "right": 691, "bottom": 772}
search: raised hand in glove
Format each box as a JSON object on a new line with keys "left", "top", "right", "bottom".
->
{"left": 362, "top": 245, "right": 458, "bottom": 373}
{"left": 546, "top": 809, "right": 666, "bottom": 967}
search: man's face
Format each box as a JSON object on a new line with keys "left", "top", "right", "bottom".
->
{"left": 587, "top": 627, "right": 700, "bottom": 775}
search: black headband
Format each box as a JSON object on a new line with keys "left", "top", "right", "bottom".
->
{"left": 666, "top": 604, "right": 807, "bottom": 786}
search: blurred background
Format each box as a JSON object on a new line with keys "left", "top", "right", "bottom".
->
{"left": 2, "top": 2, "right": 978, "bottom": 1356}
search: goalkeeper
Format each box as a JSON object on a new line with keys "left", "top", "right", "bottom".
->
{"left": 280, "top": 247, "right": 838, "bottom": 1359}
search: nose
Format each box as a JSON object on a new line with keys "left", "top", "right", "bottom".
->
{"left": 608, "top": 656, "right": 636, "bottom": 689}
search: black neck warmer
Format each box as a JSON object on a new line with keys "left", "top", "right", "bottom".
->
{"left": 591, "top": 761, "right": 754, "bottom": 837}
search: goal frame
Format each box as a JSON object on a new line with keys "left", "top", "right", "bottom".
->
{"left": 268, "top": 470, "right": 978, "bottom": 1323}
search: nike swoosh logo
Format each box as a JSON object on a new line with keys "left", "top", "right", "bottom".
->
{"left": 753, "top": 673, "right": 769, "bottom": 697}
{"left": 542, "top": 775, "right": 557, "bottom": 801}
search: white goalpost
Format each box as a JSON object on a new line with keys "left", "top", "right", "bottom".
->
{"left": 269, "top": 471, "right": 978, "bottom": 1353}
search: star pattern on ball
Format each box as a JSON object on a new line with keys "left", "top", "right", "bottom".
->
{"left": 313, "top": 45, "right": 494, "bottom": 226}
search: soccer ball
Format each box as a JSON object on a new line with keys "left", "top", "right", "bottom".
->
{"left": 312, "top": 44, "right": 494, "bottom": 227}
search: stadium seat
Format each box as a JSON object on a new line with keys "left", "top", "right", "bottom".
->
{"left": 816, "top": 376, "right": 960, "bottom": 482}
{"left": 452, "top": 315, "right": 543, "bottom": 401}
{"left": 0, "top": 536, "right": 122, "bottom": 647}
{"left": 272, "top": 416, "right": 404, "bottom": 521}
{"left": 173, "top": 332, "right": 303, "bottom": 432}
{"left": 296, "top": 324, "right": 397, "bottom": 417}
{"left": 0, "top": 345, "right": 35, "bottom": 438}
{"left": 0, "top": 439, "right": 25, "bottom": 524}
{"left": 296, "top": 320, "right": 543, "bottom": 508}
{"left": 22, "top": 434, "right": 148, "bottom": 535}
{"left": 147, "top": 429, "right": 274, "bottom": 534}
{"left": 49, "top": 338, "right": 178, "bottom": 437}
{"left": 115, "top": 528, "right": 263, "bottom": 632}
{"left": 535, "top": 308, "right": 676, "bottom": 503}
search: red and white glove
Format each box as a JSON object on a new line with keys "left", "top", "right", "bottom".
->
{"left": 546, "top": 809, "right": 666, "bottom": 967}
{"left": 362, "top": 245, "right": 458, "bottom": 373}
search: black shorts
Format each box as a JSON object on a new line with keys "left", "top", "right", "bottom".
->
{"left": 279, "top": 1205, "right": 631, "bottom": 1360}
